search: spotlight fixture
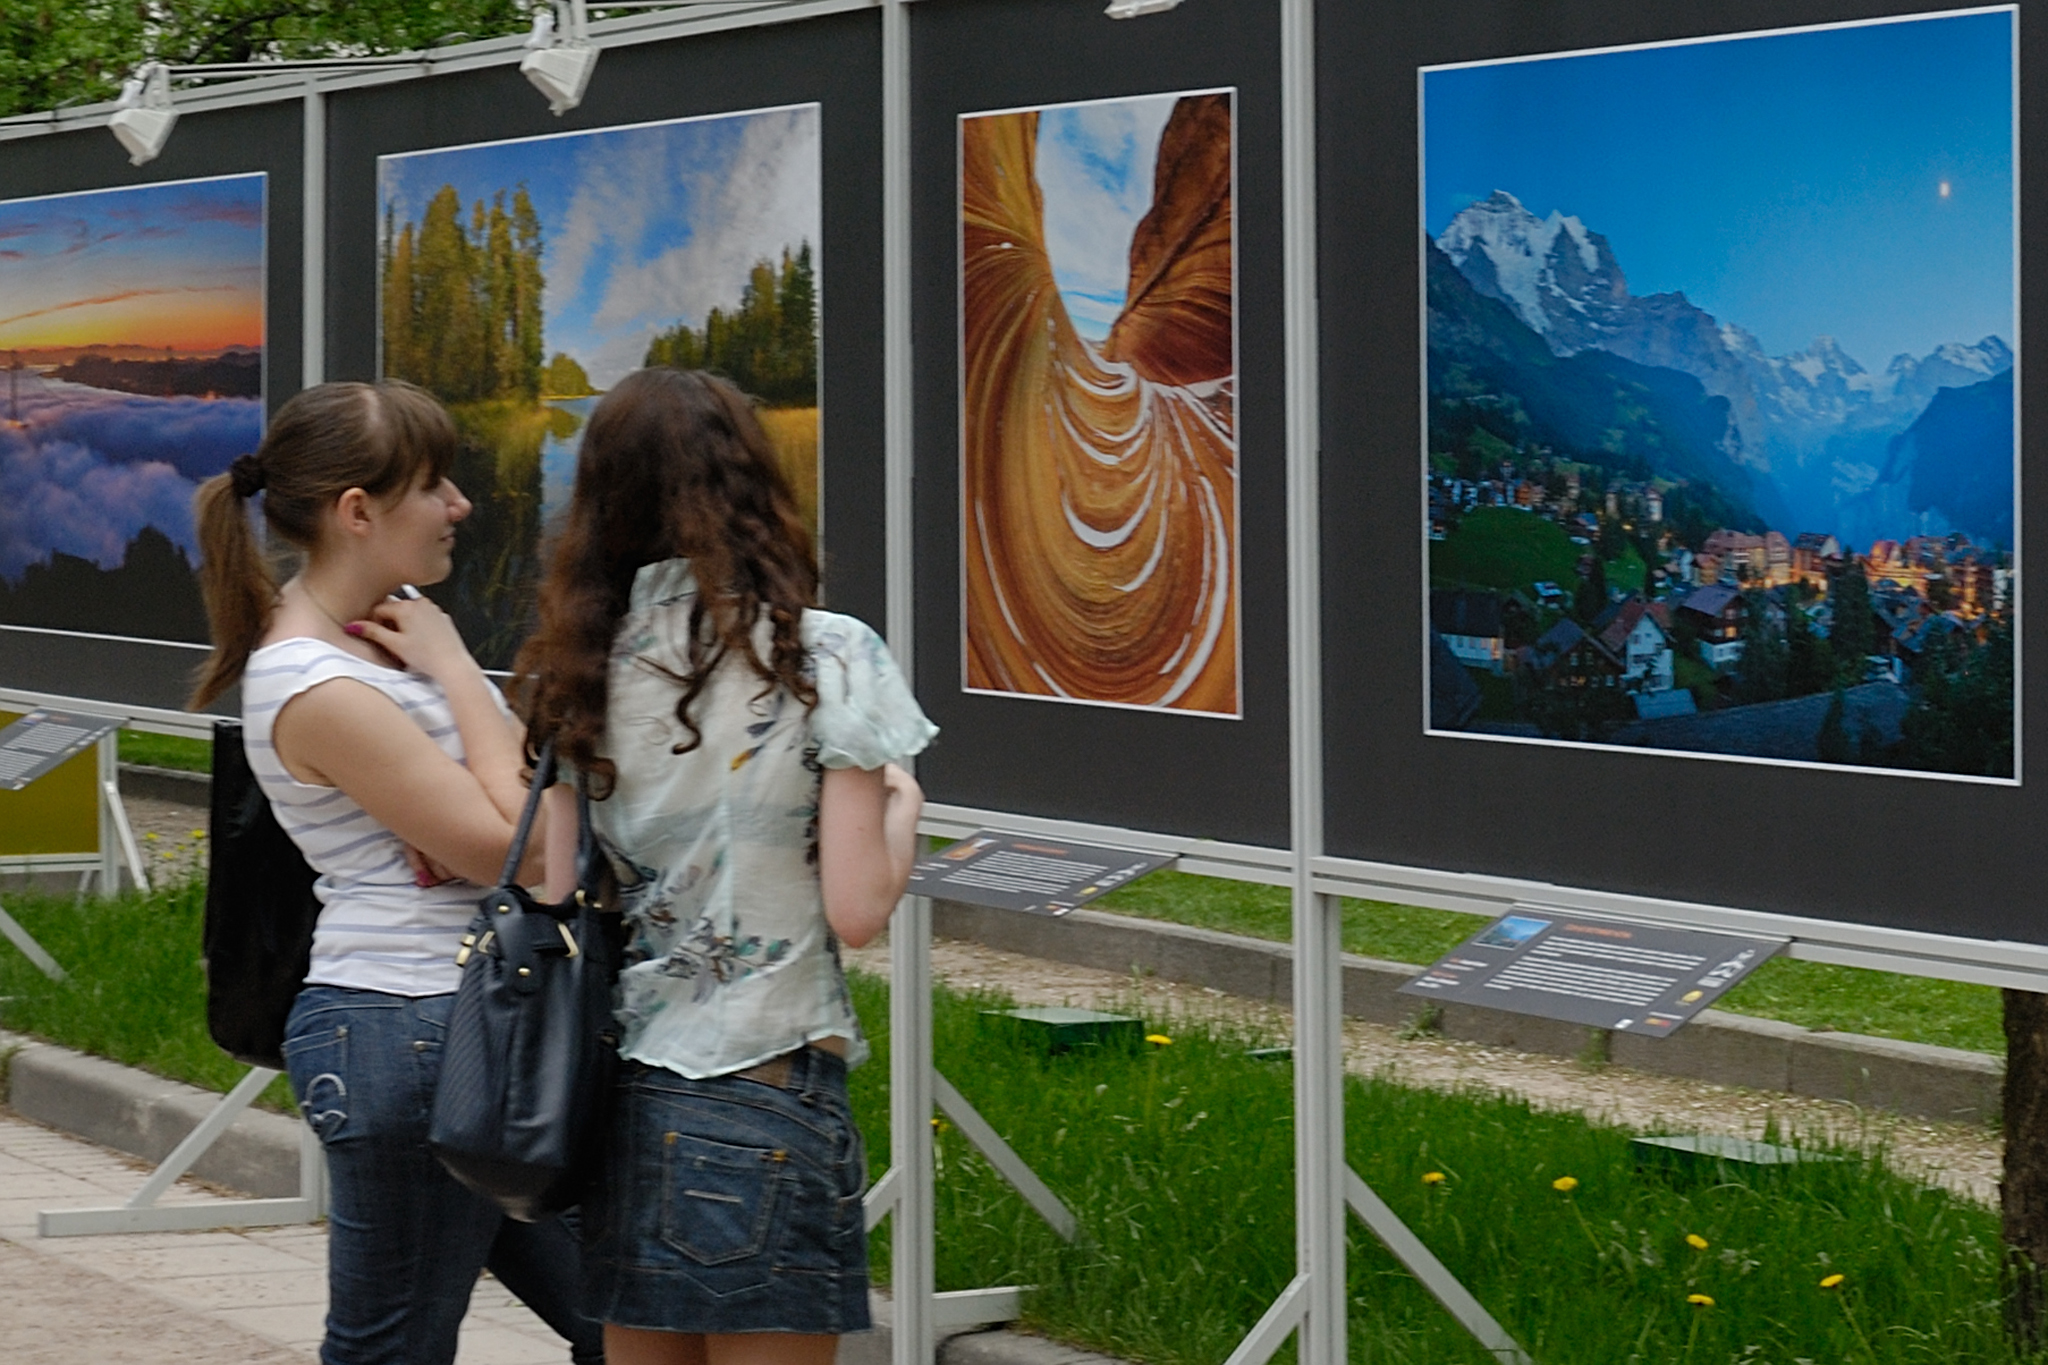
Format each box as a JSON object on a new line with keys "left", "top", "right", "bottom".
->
{"left": 521, "top": 0, "right": 597, "bottom": 116}
{"left": 108, "top": 63, "right": 177, "bottom": 166}
{"left": 1104, "top": 0, "right": 1183, "bottom": 16}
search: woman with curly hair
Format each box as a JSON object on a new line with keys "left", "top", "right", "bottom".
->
{"left": 517, "top": 367, "right": 932, "bottom": 1365}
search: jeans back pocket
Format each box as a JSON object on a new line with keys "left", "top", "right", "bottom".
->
{"left": 660, "top": 1130, "right": 788, "bottom": 1266}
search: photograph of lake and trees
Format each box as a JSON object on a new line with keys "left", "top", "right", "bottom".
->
{"left": 0, "top": 173, "right": 265, "bottom": 645}
{"left": 379, "top": 104, "right": 821, "bottom": 668}
{"left": 1422, "top": 9, "right": 2017, "bottom": 781}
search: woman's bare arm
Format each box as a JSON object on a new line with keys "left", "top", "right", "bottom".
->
{"left": 273, "top": 679, "right": 544, "bottom": 886}
{"left": 817, "top": 762, "right": 924, "bottom": 949}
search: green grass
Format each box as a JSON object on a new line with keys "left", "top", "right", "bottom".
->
{"left": 1429, "top": 505, "right": 1583, "bottom": 594}
{"left": 118, "top": 729, "right": 213, "bottom": 773}
{"left": 848, "top": 971, "right": 2022, "bottom": 1365}
{"left": 0, "top": 876, "right": 295, "bottom": 1110}
{"left": 0, "top": 880, "right": 2025, "bottom": 1363}
{"left": 1090, "top": 869, "right": 2007, "bottom": 1056}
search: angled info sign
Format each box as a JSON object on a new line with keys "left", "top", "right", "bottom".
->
{"left": 907, "top": 831, "right": 1174, "bottom": 916}
{"left": 1399, "top": 911, "right": 1784, "bottom": 1037}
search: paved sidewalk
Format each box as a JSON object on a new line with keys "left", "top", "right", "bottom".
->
{"left": 0, "top": 1109, "right": 577, "bottom": 1365}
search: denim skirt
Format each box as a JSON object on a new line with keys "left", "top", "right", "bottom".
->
{"left": 582, "top": 1049, "right": 871, "bottom": 1335}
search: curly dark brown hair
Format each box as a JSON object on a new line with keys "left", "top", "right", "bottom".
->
{"left": 514, "top": 368, "right": 819, "bottom": 796}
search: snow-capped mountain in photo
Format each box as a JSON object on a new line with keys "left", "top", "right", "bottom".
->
{"left": 1434, "top": 190, "right": 2013, "bottom": 542}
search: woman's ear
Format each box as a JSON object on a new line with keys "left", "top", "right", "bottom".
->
{"left": 333, "top": 487, "right": 375, "bottom": 539}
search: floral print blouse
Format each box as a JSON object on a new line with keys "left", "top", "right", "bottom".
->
{"left": 590, "top": 558, "right": 937, "bottom": 1079}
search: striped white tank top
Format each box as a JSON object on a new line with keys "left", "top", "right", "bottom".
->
{"left": 241, "top": 637, "right": 499, "bottom": 996}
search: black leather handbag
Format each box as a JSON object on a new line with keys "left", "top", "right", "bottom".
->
{"left": 202, "top": 720, "right": 322, "bottom": 1072}
{"left": 428, "top": 742, "right": 620, "bottom": 1222}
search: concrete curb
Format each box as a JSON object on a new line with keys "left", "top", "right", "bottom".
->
{"left": 118, "top": 763, "right": 212, "bottom": 806}
{"left": 0, "top": 1031, "right": 301, "bottom": 1197}
{"left": 931, "top": 900, "right": 2005, "bottom": 1124}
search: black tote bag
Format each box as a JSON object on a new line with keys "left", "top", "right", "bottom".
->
{"left": 428, "top": 743, "right": 620, "bottom": 1221}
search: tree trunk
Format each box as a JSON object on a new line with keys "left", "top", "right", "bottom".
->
{"left": 2003, "top": 988, "right": 2048, "bottom": 1349}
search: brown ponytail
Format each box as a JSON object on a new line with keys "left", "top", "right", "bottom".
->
{"left": 188, "top": 380, "right": 457, "bottom": 709}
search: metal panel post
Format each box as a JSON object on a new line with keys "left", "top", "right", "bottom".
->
{"left": 881, "top": 1, "right": 934, "bottom": 1360}
{"left": 95, "top": 731, "right": 121, "bottom": 893}
{"left": 302, "top": 80, "right": 326, "bottom": 388}
{"left": 1281, "top": 0, "right": 1344, "bottom": 1362}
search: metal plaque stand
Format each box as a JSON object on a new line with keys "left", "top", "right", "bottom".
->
{"left": 0, "top": 727, "right": 153, "bottom": 981}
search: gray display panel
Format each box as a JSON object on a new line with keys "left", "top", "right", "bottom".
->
{"left": 1318, "top": 0, "right": 2048, "bottom": 946}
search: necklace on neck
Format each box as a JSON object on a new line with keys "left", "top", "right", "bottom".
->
{"left": 298, "top": 580, "right": 356, "bottom": 634}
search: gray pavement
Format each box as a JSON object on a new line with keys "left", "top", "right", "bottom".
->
{"left": 0, "top": 1108, "right": 579, "bottom": 1364}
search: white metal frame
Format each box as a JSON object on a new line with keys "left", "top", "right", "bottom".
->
{"left": 2, "top": 1, "right": 2041, "bottom": 1360}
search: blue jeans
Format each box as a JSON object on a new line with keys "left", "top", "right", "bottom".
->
{"left": 284, "top": 985, "right": 604, "bottom": 1365}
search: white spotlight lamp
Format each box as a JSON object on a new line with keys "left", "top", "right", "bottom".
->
{"left": 108, "top": 63, "right": 177, "bottom": 166}
{"left": 1105, "top": 0, "right": 1183, "bottom": 16}
{"left": 521, "top": 1, "right": 597, "bottom": 116}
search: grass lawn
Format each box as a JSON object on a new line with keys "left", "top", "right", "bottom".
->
{"left": 0, "top": 876, "right": 294, "bottom": 1109}
{"left": 854, "top": 972, "right": 2013, "bottom": 1365}
{"left": 0, "top": 879, "right": 2023, "bottom": 1363}
{"left": 1090, "top": 870, "right": 2007, "bottom": 1056}
{"left": 1430, "top": 505, "right": 1582, "bottom": 594}
{"left": 118, "top": 729, "right": 213, "bottom": 773}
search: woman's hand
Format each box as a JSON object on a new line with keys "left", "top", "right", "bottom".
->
{"left": 346, "top": 596, "right": 479, "bottom": 684}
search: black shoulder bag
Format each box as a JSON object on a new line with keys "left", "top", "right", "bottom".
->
{"left": 428, "top": 742, "right": 621, "bottom": 1222}
{"left": 202, "top": 720, "right": 322, "bottom": 1071}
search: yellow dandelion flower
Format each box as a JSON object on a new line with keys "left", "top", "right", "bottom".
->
{"left": 1820, "top": 1273, "right": 1845, "bottom": 1290}
{"left": 1551, "top": 1176, "right": 1578, "bottom": 1193}
{"left": 190, "top": 829, "right": 206, "bottom": 839}
{"left": 1422, "top": 1171, "right": 1446, "bottom": 1185}
{"left": 144, "top": 832, "right": 160, "bottom": 842}
{"left": 930, "top": 1118, "right": 949, "bottom": 1133}
{"left": 1687, "top": 1294, "right": 1714, "bottom": 1308}
{"left": 1145, "top": 1034, "right": 1173, "bottom": 1046}
{"left": 1686, "top": 1234, "right": 1709, "bottom": 1250}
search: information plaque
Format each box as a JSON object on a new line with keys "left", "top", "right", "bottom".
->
{"left": 0, "top": 709, "right": 121, "bottom": 792}
{"left": 906, "top": 831, "right": 1175, "bottom": 916}
{"left": 1398, "top": 912, "right": 1784, "bottom": 1037}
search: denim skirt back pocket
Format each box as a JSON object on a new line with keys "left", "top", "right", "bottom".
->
{"left": 660, "top": 1131, "right": 789, "bottom": 1265}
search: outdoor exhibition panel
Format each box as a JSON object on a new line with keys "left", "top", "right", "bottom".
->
{"left": 1317, "top": 0, "right": 2045, "bottom": 947}
{"left": 909, "top": 0, "right": 1290, "bottom": 848}
{"left": 321, "top": 6, "right": 887, "bottom": 664}
{"left": 0, "top": 99, "right": 304, "bottom": 722}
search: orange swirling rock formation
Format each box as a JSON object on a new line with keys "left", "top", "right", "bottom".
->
{"left": 961, "top": 93, "right": 1238, "bottom": 714}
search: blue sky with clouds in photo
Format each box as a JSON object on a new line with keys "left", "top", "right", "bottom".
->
{"left": 379, "top": 105, "right": 818, "bottom": 389}
{"left": 1423, "top": 8, "right": 2013, "bottom": 368}
{"left": 1028, "top": 92, "right": 1186, "bottom": 342}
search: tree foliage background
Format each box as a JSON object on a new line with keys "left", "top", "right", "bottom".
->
{"left": 381, "top": 187, "right": 546, "bottom": 402}
{"left": 0, "top": 3, "right": 539, "bottom": 118}
{"left": 644, "top": 245, "right": 817, "bottom": 408}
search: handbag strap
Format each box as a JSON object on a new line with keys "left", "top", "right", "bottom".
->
{"left": 498, "top": 740, "right": 558, "bottom": 888}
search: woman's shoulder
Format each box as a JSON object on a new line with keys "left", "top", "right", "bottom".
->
{"left": 242, "top": 636, "right": 431, "bottom": 711}
{"left": 800, "top": 609, "right": 886, "bottom": 656}
{"left": 799, "top": 610, "right": 936, "bottom": 769}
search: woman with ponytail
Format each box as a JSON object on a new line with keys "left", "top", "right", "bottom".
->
{"left": 517, "top": 369, "right": 933, "bottom": 1365}
{"left": 192, "top": 379, "right": 602, "bottom": 1365}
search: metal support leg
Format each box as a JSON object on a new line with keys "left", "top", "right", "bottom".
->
{"left": 0, "top": 899, "right": 63, "bottom": 980}
{"left": 39, "top": 1066, "right": 324, "bottom": 1237}
{"left": 934, "top": 1071, "right": 1076, "bottom": 1241}
{"left": 101, "top": 778, "right": 149, "bottom": 897}
{"left": 1345, "top": 1169, "right": 1532, "bottom": 1364}
{"left": 889, "top": 894, "right": 935, "bottom": 1365}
